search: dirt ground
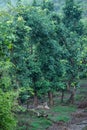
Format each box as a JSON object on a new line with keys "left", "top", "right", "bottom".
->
{"left": 47, "top": 108, "right": 87, "bottom": 130}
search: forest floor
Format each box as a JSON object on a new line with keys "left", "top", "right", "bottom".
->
{"left": 47, "top": 108, "right": 87, "bottom": 130}
{"left": 16, "top": 86, "right": 87, "bottom": 130}
{"left": 47, "top": 86, "right": 87, "bottom": 130}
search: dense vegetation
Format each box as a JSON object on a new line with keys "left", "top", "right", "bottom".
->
{"left": 0, "top": 0, "right": 87, "bottom": 130}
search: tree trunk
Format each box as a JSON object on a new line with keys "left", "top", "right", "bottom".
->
{"left": 48, "top": 91, "right": 54, "bottom": 106}
{"left": 66, "top": 82, "right": 70, "bottom": 90}
{"left": 33, "top": 91, "right": 38, "bottom": 107}
{"left": 61, "top": 90, "right": 64, "bottom": 103}
{"left": 26, "top": 99, "right": 29, "bottom": 110}
{"left": 68, "top": 88, "right": 76, "bottom": 104}
{"left": 67, "top": 82, "right": 76, "bottom": 104}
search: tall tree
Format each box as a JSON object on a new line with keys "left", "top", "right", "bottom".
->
{"left": 12, "top": 5, "right": 56, "bottom": 106}
{"left": 61, "top": 0, "right": 83, "bottom": 103}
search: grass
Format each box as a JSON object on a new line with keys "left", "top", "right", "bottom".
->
{"left": 16, "top": 104, "right": 77, "bottom": 130}
{"left": 31, "top": 118, "right": 52, "bottom": 130}
{"left": 51, "top": 105, "right": 76, "bottom": 113}
{"left": 16, "top": 114, "right": 52, "bottom": 130}
{"left": 48, "top": 105, "right": 77, "bottom": 122}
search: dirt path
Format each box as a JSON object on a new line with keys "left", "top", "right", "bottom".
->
{"left": 69, "top": 120, "right": 87, "bottom": 130}
{"left": 47, "top": 109, "right": 87, "bottom": 130}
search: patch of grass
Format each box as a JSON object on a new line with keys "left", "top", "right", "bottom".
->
{"left": 16, "top": 113, "right": 52, "bottom": 130}
{"left": 16, "top": 105, "right": 77, "bottom": 130}
{"left": 31, "top": 118, "right": 52, "bottom": 130}
{"left": 51, "top": 105, "right": 76, "bottom": 113}
{"left": 54, "top": 115, "right": 70, "bottom": 122}
{"left": 48, "top": 105, "right": 77, "bottom": 122}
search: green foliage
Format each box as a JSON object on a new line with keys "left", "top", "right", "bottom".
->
{"left": 32, "top": 0, "right": 37, "bottom": 6}
{"left": 59, "top": 0, "right": 84, "bottom": 87}
{"left": 63, "top": 0, "right": 83, "bottom": 34}
{"left": 78, "top": 20, "right": 87, "bottom": 79}
{"left": 0, "top": 10, "right": 17, "bottom": 129}
{"left": 42, "top": 0, "right": 54, "bottom": 12}
{"left": 0, "top": 89, "right": 16, "bottom": 130}
{"left": 0, "top": 61, "right": 12, "bottom": 90}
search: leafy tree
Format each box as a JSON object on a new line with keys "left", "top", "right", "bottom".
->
{"left": 11, "top": 14, "right": 31, "bottom": 89}
{"left": 61, "top": 0, "right": 84, "bottom": 103}
{"left": 36, "top": 12, "right": 65, "bottom": 105}
{"left": 63, "top": 0, "right": 83, "bottom": 34}
{"left": 11, "top": 5, "right": 52, "bottom": 105}
{"left": 50, "top": 12, "right": 68, "bottom": 103}
{"left": 18, "top": 5, "right": 63, "bottom": 105}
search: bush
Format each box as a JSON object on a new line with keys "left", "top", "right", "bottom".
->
{"left": 0, "top": 89, "right": 16, "bottom": 130}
